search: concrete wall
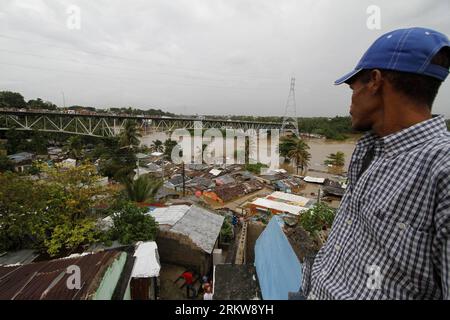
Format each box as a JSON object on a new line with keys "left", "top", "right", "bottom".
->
{"left": 156, "top": 231, "right": 212, "bottom": 275}
{"left": 246, "top": 222, "right": 266, "bottom": 265}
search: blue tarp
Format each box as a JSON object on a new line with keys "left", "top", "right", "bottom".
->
{"left": 254, "top": 216, "right": 302, "bottom": 300}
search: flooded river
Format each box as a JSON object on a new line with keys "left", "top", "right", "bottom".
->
{"left": 140, "top": 132, "right": 358, "bottom": 175}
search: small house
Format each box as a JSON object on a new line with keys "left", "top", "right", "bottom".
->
{"left": 148, "top": 205, "right": 224, "bottom": 275}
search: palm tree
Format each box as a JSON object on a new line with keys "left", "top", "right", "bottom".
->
{"left": 279, "top": 136, "right": 298, "bottom": 162}
{"left": 287, "top": 138, "right": 311, "bottom": 175}
{"left": 119, "top": 120, "right": 141, "bottom": 150}
{"left": 150, "top": 139, "right": 164, "bottom": 153}
{"left": 124, "top": 175, "right": 162, "bottom": 203}
{"left": 324, "top": 151, "right": 345, "bottom": 167}
{"left": 245, "top": 135, "right": 257, "bottom": 164}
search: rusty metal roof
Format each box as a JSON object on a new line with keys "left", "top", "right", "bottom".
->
{"left": 0, "top": 251, "right": 120, "bottom": 300}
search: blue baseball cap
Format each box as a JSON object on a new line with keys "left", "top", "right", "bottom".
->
{"left": 335, "top": 27, "right": 450, "bottom": 85}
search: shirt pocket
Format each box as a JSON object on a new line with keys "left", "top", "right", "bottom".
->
{"left": 361, "top": 202, "right": 434, "bottom": 296}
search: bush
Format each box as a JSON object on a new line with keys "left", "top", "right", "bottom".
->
{"left": 244, "top": 162, "right": 268, "bottom": 174}
{"left": 220, "top": 217, "right": 233, "bottom": 243}
{"left": 299, "top": 202, "right": 336, "bottom": 234}
{"left": 109, "top": 202, "right": 158, "bottom": 245}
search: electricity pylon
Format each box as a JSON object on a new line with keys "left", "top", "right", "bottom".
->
{"left": 281, "top": 77, "right": 299, "bottom": 137}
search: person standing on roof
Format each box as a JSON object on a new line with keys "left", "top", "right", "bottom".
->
{"left": 302, "top": 27, "right": 450, "bottom": 300}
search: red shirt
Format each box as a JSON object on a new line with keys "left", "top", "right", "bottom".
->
{"left": 182, "top": 272, "right": 193, "bottom": 285}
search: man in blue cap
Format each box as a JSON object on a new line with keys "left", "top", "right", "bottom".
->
{"left": 302, "top": 27, "right": 450, "bottom": 299}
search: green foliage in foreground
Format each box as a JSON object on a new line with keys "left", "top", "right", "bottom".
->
{"left": 108, "top": 202, "right": 158, "bottom": 245}
{"left": 299, "top": 202, "right": 336, "bottom": 234}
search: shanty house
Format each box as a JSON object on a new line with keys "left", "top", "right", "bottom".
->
{"left": 148, "top": 205, "right": 224, "bottom": 275}
{"left": 125, "top": 241, "right": 161, "bottom": 300}
{"left": 0, "top": 250, "right": 127, "bottom": 300}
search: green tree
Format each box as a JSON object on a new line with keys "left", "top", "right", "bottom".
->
{"left": 0, "top": 91, "right": 26, "bottom": 108}
{"left": 27, "top": 98, "right": 57, "bottom": 110}
{"left": 44, "top": 218, "right": 100, "bottom": 257}
{"left": 244, "top": 162, "right": 268, "bottom": 174}
{"left": 220, "top": 217, "right": 233, "bottom": 243}
{"left": 119, "top": 120, "right": 141, "bottom": 150}
{"left": 98, "top": 137, "right": 136, "bottom": 181}
{"left": 280, "top": 136, "right": 311, "bottom": 174}
{"left": 287, "top": 138, "right": 311, "bottom": 175}
{"left": 109, "top": 202, "right": 158, "bottom": 245}
{"left": 324, "top": 151, "right": 345, "bottom": 167}
{"left": 279, "top": 136, "right": 297, "bottom": 159}
{"left": 0, "top": 172, "right": 50, "bottom": 251}
{"left": 124, "top": 175, "right": 162, "bottom": 203}
{"left": 150, "top": 139, "right": 164, "bottom": 153}
{"left": 30, "top": 163, "right": 116, "bottom": 256}
{"left": 5, "top": 127, "right": 28, "bottom": 154}
{"left": 299, "top": 202, "right": 336, "bottom": 234}
{"left": 29, "top": 129, "right": 48, "bottom": 154}
{"left": 63, "top": 135, "right": 84, "bottom": 161}
{"left": 0, "top": 155, "right": 15, "bottom": 172}
{"left": 163, "top": 138, "right": 178, "bottom": 159}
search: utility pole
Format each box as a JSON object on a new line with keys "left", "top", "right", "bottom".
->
{"left": 182, "top": 161, "right": 186, "bottom": 197}
{"left": 61, "top": 91, "right": 66, "bottom": 109}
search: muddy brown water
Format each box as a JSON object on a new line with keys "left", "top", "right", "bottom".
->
{"left": 140, "top": 133, "right": 358, "bottom": 174}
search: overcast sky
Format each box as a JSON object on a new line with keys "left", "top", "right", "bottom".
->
{"left": 0, "top": 0, "right": 449, "bottom": 117}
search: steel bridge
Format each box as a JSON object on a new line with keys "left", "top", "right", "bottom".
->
{"left": 0, "top": 110, "right": 282, "bottom": 138}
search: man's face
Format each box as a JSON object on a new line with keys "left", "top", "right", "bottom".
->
{"left": 348, "top": 76, "right": 381, "bottom": 131}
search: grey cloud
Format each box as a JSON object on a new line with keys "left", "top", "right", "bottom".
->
{"left": 0, "top": 0, "right": 448, "bottom": 117}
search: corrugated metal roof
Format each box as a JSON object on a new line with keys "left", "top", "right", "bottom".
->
{"left": 303, "top": 176, "right": 325, "bottom": 184}
{"left": 148, "top": 205, "right": 190, "bottom": 226}
{"left": 269, "top": 191, "right": 310, "bottom": 207}
{"left": 0, "top": 250, "right": 39, "bottom": 266}
{"left": 251, "top": 198, "right": 307, "bottom": 216}
{"left": 0, "top": 251, "right": 121, "bottom": 300}
{"left": 170, "top": 205, "right": 224, "bottom": 254}
{"left": 209, "top": 169, "right": 222, "bottom": 176}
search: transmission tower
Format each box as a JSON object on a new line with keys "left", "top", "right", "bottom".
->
{"left": 281, "top": 77, "right": 299, "bottom": 137}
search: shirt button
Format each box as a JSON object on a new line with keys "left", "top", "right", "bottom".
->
{"left": 346, "top": 219, "right": 352, "bottom": 225}
{"left": 397, "top": 222, "right": 407, "bottom": 230}
{"left": 334, "top": 244, "right": 341, "bottom": 252}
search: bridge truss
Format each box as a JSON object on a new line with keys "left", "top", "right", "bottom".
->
{"left": 0, "top": 110, "right": 282, "bottom": 138}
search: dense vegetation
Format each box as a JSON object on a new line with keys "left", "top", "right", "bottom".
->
{"left": 299, "top": 202, "right": 336, "bottom": 234}
{"left": 0, "top": 164, "right": 159, "bottom": 256}
{"left": 0, "top": 91, "right": 175, "bottom": 117}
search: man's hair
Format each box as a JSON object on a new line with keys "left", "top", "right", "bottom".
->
{"left": 358, "top": 47, "right": 450, "bottom": 108}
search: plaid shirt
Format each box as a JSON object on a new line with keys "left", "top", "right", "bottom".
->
{"left": 305, "top": 115, "right": 450, "bottom": 300}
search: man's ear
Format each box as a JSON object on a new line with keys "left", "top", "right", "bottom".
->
{"left": 368, "top": 69, "right": 383, "bottom": 94}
